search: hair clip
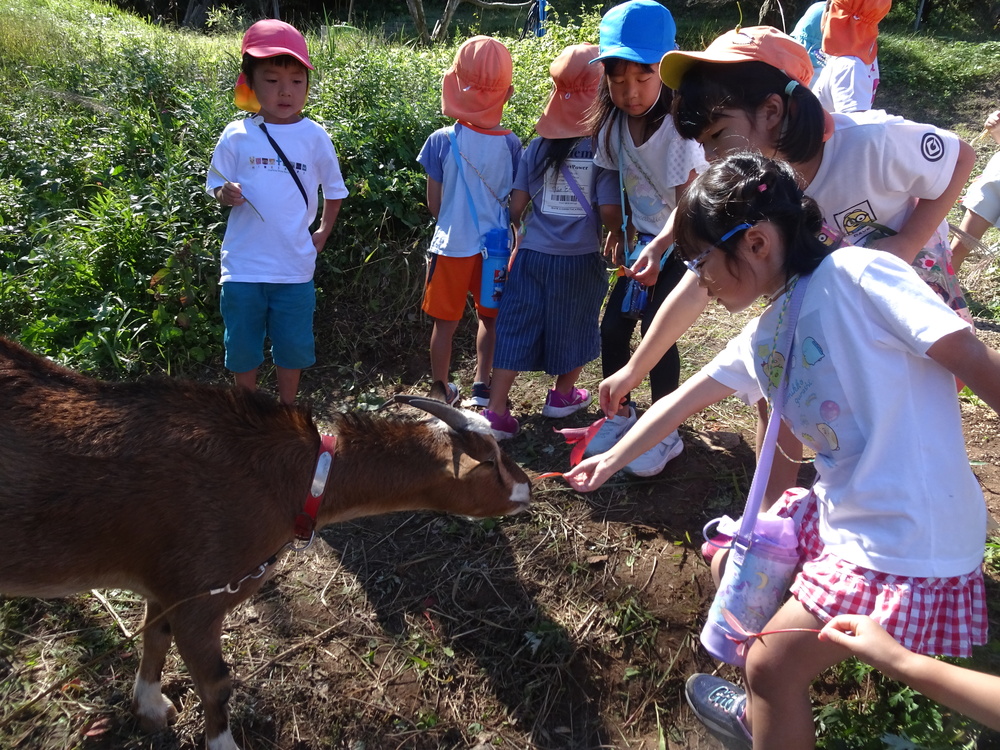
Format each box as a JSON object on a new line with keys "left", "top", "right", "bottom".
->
{"left": 758, "top": 183, "right": 768, "bottom": 193}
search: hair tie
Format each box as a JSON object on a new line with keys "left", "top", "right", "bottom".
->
{"left": 784, "top": 80, "right": 799, "bottom": 96}
{"left": 757, "top": 183, "right": 768, "bottom": 193}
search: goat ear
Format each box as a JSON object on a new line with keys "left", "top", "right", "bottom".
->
{"left": 378, "top": 394, "right": 476, "bottom": 434}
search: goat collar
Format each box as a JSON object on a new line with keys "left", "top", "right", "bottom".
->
{"left": 295, "top": 434, "right": 337, "bottom": 541}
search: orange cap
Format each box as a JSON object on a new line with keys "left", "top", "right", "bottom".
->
{"left": 535, "top": 44, "right": 602, "bottom": 139}
{"left": 659, "top": 25, "right": 814, "bottom": 91}
{"left": 822, "top": 0, "right": 891, "bottom": 65}
{"left": 234, "top": 19, "right": 314, "bottom": 113}
{"left": 441, "top": 36, "right": 513, "bottom": 130}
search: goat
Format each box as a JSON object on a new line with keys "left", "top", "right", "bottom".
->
{"left": 0, "top": 337, "right": 531, "bottom": 750}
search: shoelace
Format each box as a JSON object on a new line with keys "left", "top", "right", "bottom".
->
{"left": 709, "top": 686, "right": 745, "bottom": 713}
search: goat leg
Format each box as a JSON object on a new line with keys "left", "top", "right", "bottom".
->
{"left": 170, "top": 607, "right": 239, "bottom": 750}
{"left": 132, "top": 600, "right": 179, "bottom": 731}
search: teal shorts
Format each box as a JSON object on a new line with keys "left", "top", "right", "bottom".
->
{"left": 220, "top": 281, "right": 316, "bottom": 373}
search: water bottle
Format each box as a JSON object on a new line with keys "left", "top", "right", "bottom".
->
{"left": 699, "top": 513, "right": 800, "bottom": 667}
{"left": 479, "top": 227, "right": 511, "bottom": 309}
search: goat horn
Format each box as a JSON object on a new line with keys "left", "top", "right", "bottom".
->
{"left": 378, "top": 394, "right": 475, "bottom": 433}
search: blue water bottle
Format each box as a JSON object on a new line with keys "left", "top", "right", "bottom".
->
{"left": 480, "top": 227, "right": 511, "bottom": 309}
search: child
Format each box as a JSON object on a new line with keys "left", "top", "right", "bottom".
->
{"left": 566, "top": 152, "right": 1000, "bottom": 749}
{"left": 790, "top": 0, "right": 828, "bottom": 85}
{"left": 819, "top": 615, "right": 1000, "bottom": 732}
{"left": 483, "top": 44, "right": 615, "bottom": 438}
{"left": 600, "top": 25, "right": 975, "bottom": 500}
{"left": 417, "top": 36, "right": 522, "bottom": 407}
{"left": 951, "top": 108, "right": 1000, "bottom": 271}
{"left": 811, "top": 0, "right": 890, "bottom": 114}
{"left": 586, "top": 0, "right": 708, "bottom": 475}
{"left": 207, "top": 19, "right": 347, "bottom": 405}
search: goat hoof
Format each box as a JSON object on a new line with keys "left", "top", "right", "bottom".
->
{"left": 133, "top": 694, "right": 178, "bottom": 732}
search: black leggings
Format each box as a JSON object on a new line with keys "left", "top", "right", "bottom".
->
{"left": 600, "top": 253, "right": 686, "bottom": 403}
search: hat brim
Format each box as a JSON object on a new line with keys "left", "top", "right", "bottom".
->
{"left": 244, "top": 46, "right": 314, "bottom": 70}
{"left": 659, "top": 48, "right": 752, "bottom": 89}
{"left": 591, "top": 45, "right": 667, "bottom": 66}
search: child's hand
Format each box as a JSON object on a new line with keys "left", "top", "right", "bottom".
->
{"left": 599, "top": 372, "right": 634, "bottom": 419}
{"left": 818, "top": 614, "right": 905, "bottom": 672}
{"left": 216, "top": 181, "right": 245, "bottom": 207}
{"left": 563, "top": 455, "right": 617, "bottom": 493}
{"left": 604, "top": 232, "right": 625, "bottom": 267}
{"left": 629, "top": 237, "right": 666, "bottom": 285}
{"left": 986, "top": 109, "right": 1000, "bottom": 145}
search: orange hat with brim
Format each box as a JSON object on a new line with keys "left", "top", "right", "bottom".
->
{"left": 659, "top": 25, "right": 835, "bottom": 143}
{"left": 535, "top": 44, "right": 602, "bottom": 139}
{"left": 441, "top": 36, "right": 513, "bottom": 130}
{"left": 659, "top": 26, "right": 814, "bottom": 91}
{"left": 234, "top": 19, "right": 314, "bottom": 113}
{"left": 822, "top": 0, "right": 891, "bottom": 65}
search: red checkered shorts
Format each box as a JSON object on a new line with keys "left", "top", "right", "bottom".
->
{"left": 778, "top": 489, "right": 988, "bottom": 658}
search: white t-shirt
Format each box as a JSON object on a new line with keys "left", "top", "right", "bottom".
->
{"left": 594, "top": 116, "right": 708, "bottom": 236}
{"left": 705, "top": 249, "right": 985, "bottom": 578}
{"left": 811, "top": 55, "right": 880, "bottom": 113}
{"left": 809, "top": 110, "right": 958, "bottom": 251}
{"left": 207, "top": 116, "right": 348, "bottom": 284}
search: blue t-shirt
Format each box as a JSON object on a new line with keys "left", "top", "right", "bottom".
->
{"left": 417, "top": 123, "right": 522, "bottom": 257}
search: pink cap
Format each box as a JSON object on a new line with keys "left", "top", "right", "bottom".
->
{"left": 234, "top": 20, "right": 313, "bottom": 113}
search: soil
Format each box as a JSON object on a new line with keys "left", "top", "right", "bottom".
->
{"left": 2, "top": 303, "right": 999, "bottom": 750}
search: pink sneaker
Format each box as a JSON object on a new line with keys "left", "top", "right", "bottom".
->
{"left": 484, "top": 409, "right": 519, "bottom": 440}
{"left": 541, "top": 387, "right": 591, "bottom": 418}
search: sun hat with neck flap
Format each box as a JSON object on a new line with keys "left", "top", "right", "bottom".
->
{"left": 535, "top": 44, "right": 602, "bottom": 139}
{"left": 821, "top": 0, "right": 891, "bottom": 65}
{"left": 441, "top": 35, "right": 513, "bottom": 131}
{"left": 234, "top": 19, "right": 314, "bottom": 114}
{"left": 590, "top": 0, "right": 677, "bottom": 65}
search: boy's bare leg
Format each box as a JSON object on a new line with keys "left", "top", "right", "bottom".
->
{"left": 475, "top": 314, "right": 496, "bottom": 385}
{"left": 276, "top": 366, "right": 301, "bottom": 405}
{"left": 430, "top": 317, "right": 460, "bottom": 386}
{"left": 234, "top": 369, "right": 257, "bottom": 392}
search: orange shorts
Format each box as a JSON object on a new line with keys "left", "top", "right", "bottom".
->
{"left": 421, "top": 253, "right": 498, "bottom": 321}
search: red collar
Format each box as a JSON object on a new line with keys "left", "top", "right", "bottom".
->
{"left": 295, "top": 434, "right": 336, "bottom": 541}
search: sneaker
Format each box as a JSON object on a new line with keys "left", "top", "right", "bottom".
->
{"left": 467, "top": 381, "right": 490, "bottom": 408}
{"left": 541, "top": 387, "right": 592, "bottom": 418}
{"left": 484, "top": 409, "right": 519, "bottom": 440}
{"left": 623, "top": 430, "right": 684, "bottom": 477}
{"left": 583, "top": 405, "right": 637, "bottom": 457}
{"left": 444, "top": 382, "right": 460, "bottom": 407}
{"left": 685, "top": 674, "right": 752, "bottom": 750}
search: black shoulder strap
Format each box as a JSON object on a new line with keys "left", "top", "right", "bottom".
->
{"left": 259, "top": 123, "right": 309, "bottom": 207}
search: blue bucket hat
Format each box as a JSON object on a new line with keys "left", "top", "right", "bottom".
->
{"left": 591, "top": 0, "right": 677, "bottom": 65}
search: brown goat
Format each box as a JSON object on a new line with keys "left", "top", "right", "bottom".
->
{"left": 0, "top": 337, "right": 530, "bottom": 750}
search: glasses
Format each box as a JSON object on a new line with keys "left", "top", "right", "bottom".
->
{"left": 682, "top": 222, "right": 754, "bottom": 279}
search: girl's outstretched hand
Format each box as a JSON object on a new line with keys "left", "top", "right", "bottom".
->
{"left": 563, "top": 455, "right": 616, "bottom": 493}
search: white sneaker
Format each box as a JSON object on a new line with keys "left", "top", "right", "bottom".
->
{"left": 624, "top": 430, "right": 684, "bottom": 477}
{"left": 583, "top": 405, "right": 637, "bottom": 457}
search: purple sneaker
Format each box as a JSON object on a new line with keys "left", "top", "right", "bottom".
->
{"left": 541, "top": 387, "right": 591, "bottom": 418}
{"left": 484, "top": 409, "right": 519, "bottom": 440}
